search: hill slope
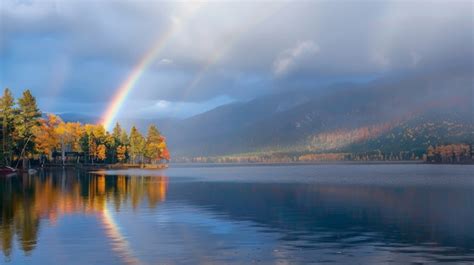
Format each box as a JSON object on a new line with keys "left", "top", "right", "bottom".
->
{"left": 161, "top": 68, "right": 472, "bottom": 157}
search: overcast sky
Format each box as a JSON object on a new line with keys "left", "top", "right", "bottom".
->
{"left": 1, "top": 0, "right": 472, "bottom": 119}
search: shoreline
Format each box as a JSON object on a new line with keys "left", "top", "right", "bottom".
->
{"left": 36, "top": 163, "right": 169, "bottom": 171}
{"left": 28, "top": 161, "right": 474, "bottom": 172}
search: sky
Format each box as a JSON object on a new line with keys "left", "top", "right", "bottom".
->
{"left": 1, "top": 0, "right": 472, "bottom": 122}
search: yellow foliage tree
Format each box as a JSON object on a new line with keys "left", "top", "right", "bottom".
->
{"left": 116, "top": 145, "right": 127, "bottom": 163}
{"left": 96, "top": 144, "right": 107, "bottom": 161}
{"left": 33, "top": 114, "right": 62, "bottom": 158}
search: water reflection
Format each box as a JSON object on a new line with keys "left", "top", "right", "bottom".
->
{"left": 1, "top": 166, "right": 474, "bottom": 264}
{"left": 0, "top": 170, "right": 167, "bottom": 260}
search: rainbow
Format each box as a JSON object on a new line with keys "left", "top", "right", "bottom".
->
{"left": 100, "top": 28, "right": 175, "bottom": 131}
{"left": 101, "top": 3, "right": 203, "bottom": 131}
{"left": 101, "top": 2, "right": 282, "bottom": 129}
{"left": 101, "top": 203, "right": 141, "bottom": 265}
{"left": 181, "top": 3, "right": 286, "bottom": 99}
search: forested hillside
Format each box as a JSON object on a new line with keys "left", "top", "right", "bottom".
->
{"left": 158, "top": 68, "right": 472, "bottom": 160}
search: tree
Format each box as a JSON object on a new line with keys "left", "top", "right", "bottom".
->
{"left": 56, "top": 121, "right": 83, "bottom": 163}
{"left": 82, "top": 124, "right": 106, "bottom": 164}
{"left": 88, "top": 137, "right": 97, "bottom": 164}
{"left": 116, "top": 145, "right": 127, "bottom": 163}
{"left": 161, "top": 147, "right": 170, "bottom": 161}
{"left": 145, "top": 125, "right": 163, "bottom": 163}
{"left": 129, "top": 126, "right": 146, "bottom": 164}
{"left": 80, "top": 133, "right": 90, "bottom": 163}
{"left": 120, "top": 128, "right": 129, "bottom": 146}
{"left": 104, "top": 132, "right": 116, "bottom": 163}
{"left": 112, "top": 123, "right": 122, "bottom": 143}
{"left": 33, "top": 114, "right": 62, "bottom": 159}
{"left": 96, "top": 144, "right": 107, "bottom": 161}
{"left": 0, "top": 88, "right": 15, "bottom": 166}
{"left": 14, "top": 90, "right": 41, "bottom": 168}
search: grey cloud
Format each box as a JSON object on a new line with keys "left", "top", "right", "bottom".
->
{"left": 273, "top": 40, "right": 320, "bottom": 77}
{"left": 1, "top": 0, "right": 472, "bottom": 117}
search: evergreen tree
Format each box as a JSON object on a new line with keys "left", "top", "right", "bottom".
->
{"left": 80, "top": 133, "right": 90, "bottom": 163}
{"left": 14, "top": 90, "right": 41, "bottom": 167}
{"left": 145, "top": 125, "right": 163, "bottom": 163}
{"left": 120, "top": 128, "right": 129, "bottom": 146}
{"left": 0, "top": 88, "right": 15, "bottom": 166}
{"left": 110, "top": 123, "right": 122, "bottom": 163}
{"left": 118, "top": 128, "right": 130, "bottom": 163}
{"left": 129, "top": 126, "right": 145, "bottom": 164}
{"left": 112, "top": 123, "right": 122, "bottom": 144}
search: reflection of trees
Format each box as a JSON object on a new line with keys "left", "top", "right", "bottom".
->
{"left": 0, "top": 171, "right": 168, "bottom": 258}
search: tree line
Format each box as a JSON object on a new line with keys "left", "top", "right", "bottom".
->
{"left": 0, "top": 88, "right": 170, "bottom": 168}
{"left": 425, "top": 144, "right": 472, "bottom": 164}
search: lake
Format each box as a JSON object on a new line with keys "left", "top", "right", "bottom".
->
{"left": 1, "top": 164, "right": 473, "bottom": 264}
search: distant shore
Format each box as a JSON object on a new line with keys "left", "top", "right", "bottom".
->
{"left": 32, "top": 160, "right": 473, "bottom": 172}
{"left": 169, "top": 160, "right": 431, "bottom": 168}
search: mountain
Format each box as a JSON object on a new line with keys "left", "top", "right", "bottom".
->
{"left": 51, "top": 112, "right": 99, "bottom": 124}
{"left": 158, "top": 67, "right": 473, "bottom": 158}
{"left": 54, "top": 67, "right": 472, "bottom": 159}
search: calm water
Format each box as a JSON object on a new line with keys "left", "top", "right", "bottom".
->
{"left": 1, "top": 164, "right": 473, "bottom": 265}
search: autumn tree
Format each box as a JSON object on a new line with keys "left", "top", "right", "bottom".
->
{"left": 96, "top": 144, "right": 107, "bottom": 161}
{"left": 81, "top": 124, "right": 107, "bottom": 164}
{"left": 55, "top": 121, "right": 83, "bottom": 164}
{"left": 0, "top": 88, "right": 16, "bottom": 166}
{"left": 161, "top": 147, "right": 170, "bottom": 161}
{"left": 33, "top": 114, "right": 62, "bottom": 159}
{"left": 116, "top": 145, "right": 127, "bottom": 163}
{"left": 114, "top": 127, "right": 130, "bottom": 163}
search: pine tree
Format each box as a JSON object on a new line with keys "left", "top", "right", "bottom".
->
{"left": 0, "top": 88, "right": 15, "bottom": 166}
{"left": 145, "top": 125, "right": 162, "bottom": 163}
{"left": 104, "top": 132, "right": 115, "bottom": 163}
{"left": 110, "top": 123, "right": 122, "bottom": 163}
{"left": 14, "top": 90, "right": 41, "bottom": 167}
{"left": 129, "top": 126, "right": 145, "bottom": 164}
{"left": 80, "top": 133, "right": 90, "bottom": 163}
{"left": 120, "top": 128, "right": 129, "bottom": 146}
{"left": 112, "top": 123, "right": 122, "bottom": 144}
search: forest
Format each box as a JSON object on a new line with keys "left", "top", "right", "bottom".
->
{"left": 0, "top": 88, "right": 170, "bottom": 168}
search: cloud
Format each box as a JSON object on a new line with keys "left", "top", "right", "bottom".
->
{"left": 273, "top": 40, "right": 320, "bottom": 77}
{"left": 158, "top": 58, "right": 173, "bottom": 65}
{"left": 117, "top": 95, "right": 235, "bottom": 119}
{"left": 1, "top": 0, "right": 472, "bottom": 118}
